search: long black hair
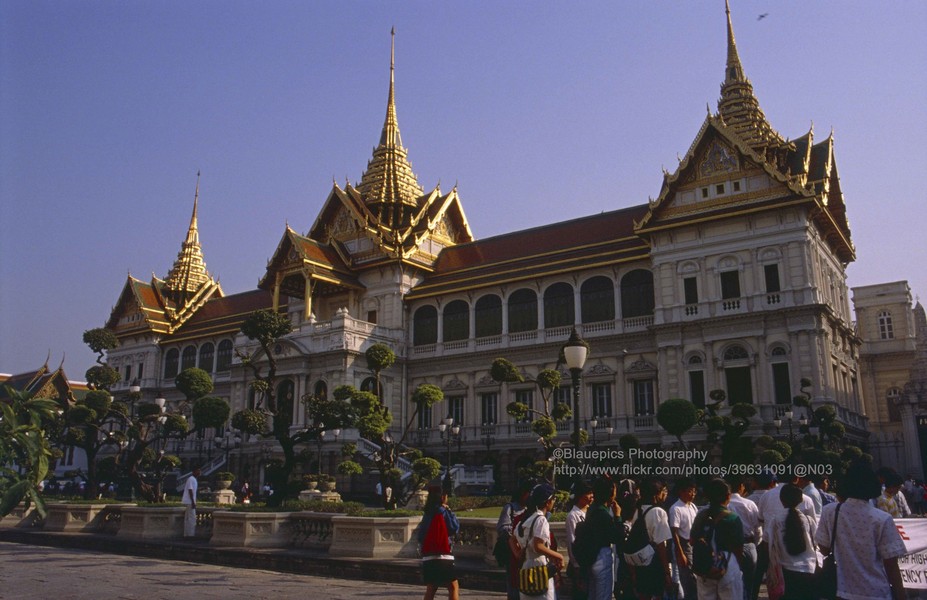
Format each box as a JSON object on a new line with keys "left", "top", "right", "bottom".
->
{"left": 423, "top": 485, "right": 444, "bottom": 515}
{"left": 780, "top": 483, "right": 807, "bottom": 556}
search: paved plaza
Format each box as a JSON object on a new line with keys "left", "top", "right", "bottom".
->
{"left": 0, "top": 541, "right": 507, "bottom": 600}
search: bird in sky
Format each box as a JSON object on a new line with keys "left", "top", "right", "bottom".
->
{"left": 758, "top": 13, "right": 769, "bottom": 20}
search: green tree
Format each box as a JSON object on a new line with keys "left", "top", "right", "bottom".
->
{"left": 700, "top": 389, "right": 756, "bottom": 466}
{"left": 232, "top": 309, "right": 295, "bottom": 505}
{"left": 82, "top": 328, "right": 121, "bottom": 390}
{"left": 63, "top": 389, "right": 125, "bottom": 499}
{"left": 656, "top": 398, "right": 699, "bottom": 450}
{"left": 0, "top": 387, "right": 58, "bottom": 517}
{"left": 489, "top": 358, "right": 572, "bottom": 467}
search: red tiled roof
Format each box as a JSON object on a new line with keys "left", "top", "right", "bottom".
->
{"left": 407, "top": 204, "right": 650, "bottom": 299}
{"left": 168, "top": 289, "right": 275, "bottom": 343}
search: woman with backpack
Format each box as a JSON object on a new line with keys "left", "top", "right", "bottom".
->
{"left": 514, "top": 483, "right": 564, "bottom": 599}
{"left": 690, "top": 478, "right": 744, "bottom": 600}
{"left": 766, "top": 483, "right": 818, "bottom": 600}
{"left": 625, "top": 477, "right": 673, "bottom": 600}
{"left": 417, "top": 485, "right": 461, "bottom": 600}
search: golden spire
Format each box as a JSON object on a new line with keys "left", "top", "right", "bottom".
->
{"left": 165, "top": 171, "right": 213, "bottom": 297}
{"left": 717, "top": 0, "right": 784, "bottom": 152}
{"left": 357, "top": 28, "right": 423, "bottom": 227}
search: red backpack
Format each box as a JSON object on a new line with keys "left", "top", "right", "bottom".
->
{"left": 421, "top": 510, "right": 451, "bottom": 556}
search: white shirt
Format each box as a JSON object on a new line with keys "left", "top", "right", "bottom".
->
{"left": 639, "top": 504, "right": 672, "bottom": 545}
{"left": 767, "top": 510, "right": 817, "bottom": 573}
{"left": 757, "top": 484, "right": 817, "bottom": 526}
{"left": 516, "top": 511, "right": 552, "bottom": 568}
{"left": 668, "top": 499, "right": 698, "bottom": 540}
{"left": 182, "top": 475, "right": 198, "bottom": 506}
{"left": 728, "top": 492, "right": 762, "bottom": 544}
{"left": 815, "top": 499, "right": 907, "bottom": 600}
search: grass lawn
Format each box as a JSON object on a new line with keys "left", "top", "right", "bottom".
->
{"left": 455, "top": 506, "right": 503, "bottom": 518}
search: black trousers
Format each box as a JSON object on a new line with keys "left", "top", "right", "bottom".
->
{"left": 781, "top": 568, "right": 816, "bottom": 600}
{"left": 750, "top": 541, "right": 768, "bottom": 600}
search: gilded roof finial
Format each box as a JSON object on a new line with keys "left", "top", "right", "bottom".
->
{"left": 380, "top": 26, "right": 401, "bottom": 148}
{"left": 165, "top": 171, "right": 214, "bottom": 296}
{"left": 356, "top": 28, "right": 424, "bottom": 222}
{"left": 717, "top": 0, "right": 784, "bottom": 154}
{"left": 724, "top": 0, "right": 745, "bottom": 84}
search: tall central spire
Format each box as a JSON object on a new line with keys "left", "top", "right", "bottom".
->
{"left": 357, "top": 28, "right": 424, "bottom": 226}
{"left": 724, "top": 0, "right": 745, "bottom": 84}
{"left": 379, "top": 27, "right": 402, "bottom": 148}
{"left": 165, "top": 171, "right": 213, "bottom": 297}
{"left": 717, "top": 0, "right": 784, "bottom": 152}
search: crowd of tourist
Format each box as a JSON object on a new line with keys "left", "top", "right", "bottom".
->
{"left": 414, "top": 460, "right": 924, "bottom": 600}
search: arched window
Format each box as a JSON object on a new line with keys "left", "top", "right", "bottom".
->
{"left": 361, "top": 377, "right": 383, "bottom": 399}
{"left": 543, "top": 282, "right": 574, "bottom": 328}
{"left": 620, "top": 270, "right": 655, "bottom": 318}
{"left": 508, "top": 288, "right": 538, "bottom": 333}
{"left": 198, "top": 343, "right": 215, "bottom": 373}
{"left": 216, "top": 340, "right": 233, "bottom": 372}
{"left": 723, "top": 345, "right": 750, "bottom": 361}
{"left": 443, "top": 300, "right": 469, "bottom": 342}
{"left": 181, "top": 345, "right": 197, "bottom": 371}
{"left": 314, "top": 380, "right": 328, "bottom": 402}
{"left": 581, "top": 276, "right": 615, "bottom": 323}
{"left": 413, "top": 306, "right": 438, "bottom": 346}
{"left": 879, "top": 311, "right": 894, "bottom": 340}
{"left": 475, "top": 294, "right": 502, "bottom": 338}
{"left": 163, "top": 348, "right": 179, "bottom": 379}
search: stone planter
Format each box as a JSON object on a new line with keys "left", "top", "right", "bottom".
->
{"left": 43, "top": 503, "right": 120, "bottom": 533}
{"left": 319, "top": 480, "right": 335, "bottom": 492}
{"left": 215, "top": 480, "right": 233, "bottom": 491}
{"left": 211, "top": 511, "right": 292, "bottom": 548}
{"left": 328, "top": 515, "right": 423, "bottom": 558}
{"left": 0, "top": 503, "right": 37, "bottom": 528}
{"left": 306, "top": 481, "right": 318, "bottom": 491}
{"left": 117, "top": 506, "right": 186, "bottom": 540}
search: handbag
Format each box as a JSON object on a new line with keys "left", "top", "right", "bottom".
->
{"left": 817, "top": 503, "right": 842, "bottom": 600}
{"left": 518, "top": 564, "right": 550, "bottom": 596}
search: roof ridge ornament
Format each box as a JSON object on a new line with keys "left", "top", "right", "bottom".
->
{"left": 164, "top": 171, "right": 216, "bottom": 301}
{"left": 717, "top": 0, "right": 785, "bottom": 154}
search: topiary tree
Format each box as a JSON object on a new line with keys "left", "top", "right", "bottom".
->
{"left": 699, "top": 389, "right": 756, "bottom": 467}
{"left": 489, "top": 357, "right": 571, "bottom": 479}
{"left": 175, "top": 367, "right": 214, "bottom": 403}
{"left": 82, "top": 328, "right": 121, "bottom": 390}
{"left": 232, "top": 309, "right": 295, "bottom": 506}
{"left": 656, "top": 398, "right": 699, "bottom": 450}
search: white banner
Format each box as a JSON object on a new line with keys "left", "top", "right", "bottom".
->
{"left": 894, "top": 518, "right": 927, "bottom": 589}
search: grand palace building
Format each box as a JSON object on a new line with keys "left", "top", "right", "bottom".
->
{"left": 97, "top": 5, "right": 924, "bottom": 488}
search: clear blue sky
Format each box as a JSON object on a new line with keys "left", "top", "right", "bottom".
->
{"left": 2, "top": 1, "right": 925, "bottom": 378}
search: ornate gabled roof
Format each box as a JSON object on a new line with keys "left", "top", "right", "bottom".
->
{"left": 355, "top": 29, "right": 424, "bottom": 226}
{"left": 164, "top": 173, "right": 217, "bottom": 302}
{"left": 258, "top": 226, "right": 363, "bottom": 299}
{"left": 718, "top": 0, "right": 786, "bottom": 153}
{"left": 0, "top": 361, "right": 79, "bottom": 406}
{"left": 633, "top": 3, "right": 854, "bottom": 264}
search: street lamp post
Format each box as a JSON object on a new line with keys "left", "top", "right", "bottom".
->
{"left": 774, "top": 409, "right": 797, "bottom": 442}
{"left": 438, "top": 417, "right": 461, "bottom": 494}
{"left": 563, "top": 328, "right": 588, "bottom": 453}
